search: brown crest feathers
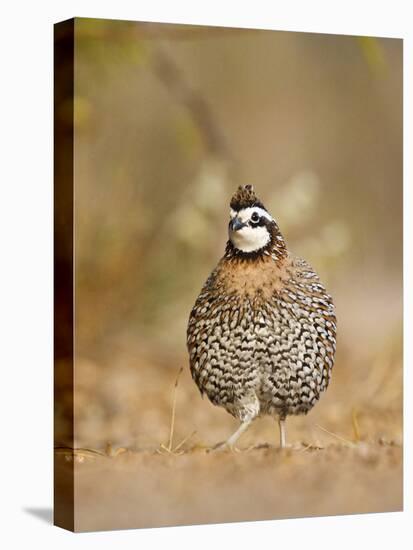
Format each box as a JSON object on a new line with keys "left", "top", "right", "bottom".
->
{"left": 230, "top": 184, "right": 266, "bottom": 211}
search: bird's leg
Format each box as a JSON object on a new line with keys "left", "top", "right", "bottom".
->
{"left": 213, "top": 418, "right": 253, "bottom": 451}
{"left": 211, "top": 395, "right": 259, "bottom": 452}
{"left": 278, "top": 417, "right": 286, "bottom": 448}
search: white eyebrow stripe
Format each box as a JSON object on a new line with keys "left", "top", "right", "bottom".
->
{"left": 236, "top": 207, "right": 273, "bottom": 223}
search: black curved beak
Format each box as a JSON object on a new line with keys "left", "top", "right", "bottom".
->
{"left": 230, "top": 217, "right": 246, "bottom": 232}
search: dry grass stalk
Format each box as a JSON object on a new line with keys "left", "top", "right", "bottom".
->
{"left": 352, "top": 408, "right": 361, "bottom": 442}
{"left": 55, "top": 443, "right": 128, "bottom": 462}
{"left": 315, "top": 423, "right": 355, "bottom": 447}
{"left": 157, "top": 367, "right": 196, "bottom": 455}
{"left": 168, "top": 367, "right": 183, "bottom": 451}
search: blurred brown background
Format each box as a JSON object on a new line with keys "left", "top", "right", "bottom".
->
{"left": 55, "top": 18, "right": 402, "bottom": 529}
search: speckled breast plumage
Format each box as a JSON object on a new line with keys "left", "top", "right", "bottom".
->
{"left": 187, "top": 251, "right": 336, "bottom": 422}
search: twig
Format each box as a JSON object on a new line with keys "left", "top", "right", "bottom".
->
{"left": 151, "top": 44, "right": 232, "bottom": 160}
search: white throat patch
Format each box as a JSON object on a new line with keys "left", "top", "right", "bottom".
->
{"left": 229, "top": 207, "right": 272, "bottom": 253}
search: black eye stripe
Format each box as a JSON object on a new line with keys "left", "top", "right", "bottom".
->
{"left": 230, "top": 209, "right": 272, "bottom": 227}
{"left": 251, "top": 217, "right": 271, "bottom": 228}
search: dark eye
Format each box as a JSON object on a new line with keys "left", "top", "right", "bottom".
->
{"left": 251, "top": 212, "right": 260, "bottom": 223}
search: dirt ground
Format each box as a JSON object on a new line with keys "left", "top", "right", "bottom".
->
{"left": 55, "top": 437, "right": 402, "bottom": 532}
{"left": 55, "top": 340, "right": 403, "bottom": 532}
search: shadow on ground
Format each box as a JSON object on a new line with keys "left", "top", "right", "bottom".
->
{"left": 24, "top": 507, "right": 53, "bottom": 525}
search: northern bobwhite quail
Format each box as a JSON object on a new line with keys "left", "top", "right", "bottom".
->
{"left": 187, "top": 185, "right": 336, "bottom": 449}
